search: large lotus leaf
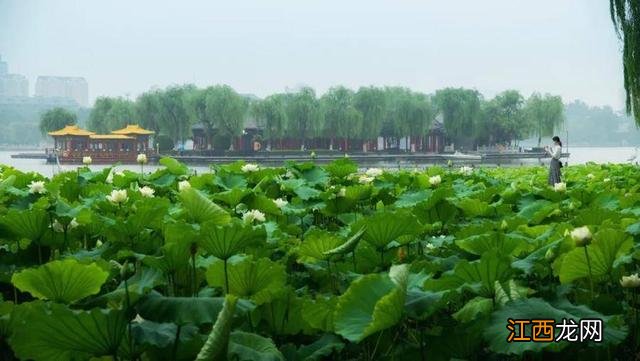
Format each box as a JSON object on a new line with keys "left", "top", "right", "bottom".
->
{"left": 559, "top": 228, "right": 633, "bottom": 283}
{"left": 483, "top": 298, "right": 627, "bottom": 354}
{"left": 302, "top": 295, "right": 337, "bottom": 332}
{"left": 215, "top": 173, "right": 248, "bottom": 190}
{"left": 9, "top": 302, "right": 127, "bottom": 361}
{"left": 333, "top": 265, "right": 408, "bottom": 342}
{"left": 454, "top": 198, "right": 491, "bottom": 217}
{"left": 2, "top": 208, "right": 49, "bottom": 241}
{"left": 323, "top": 226, "right": 366, "bottom": 257}
{"left": 227, "top": 331, "right": 284, "bottom": 361}
{"left": 11, "top": 259, "right": 108, "bottom": 303}
{"left": 259, "top": 289, "right": 310, "bottom": 335}
{"left": 297, "top": 228, "right": 344, "bottom": 262}
{"left": 92, "top": 267, "right": 165, "bottom": 307}
{"left": 517, "top": 199, "right": 556, "bottom": 224}
{"left": 159, "top": 157, "right": 189, "bottom": 175}
{"left": 511, "top": 239, "right": 562, "bottom": 276}
{"left": 363, "top": 210, "right": 420, "bottom": 249}
{"left": 179, "top": 187, "right": 231, "bottom": 225}
{"left": 196, "top": 295, "right": 237, "bottom": 361}
{"left": 132, "top": 320, "right": 199, "bottom": 349}
{"left": 123, "top": 197, "right": 170, "bottom": 235}
{"left": 301, "top": 166, "right": 329, "bottom": 186}
{"left": 199, "top": 220, "right": 266, "bottom": 260}
{"left": 394, "top": 190, "right": 430, "bottom": 208}
{"left": 136, "top": 292, "right": 225, "bottom": 325}
{"left": 404, "top": 289, "right": 447, "bottom": 320}
{"left": 324, "top": 158, "right": 357, "bottom": 178}
{"left": 281, "top": 334, "right": 345, "bottom": 361}
{"left": 452, "top": 296, "right": 493, "bottom": 323}
{"left": 455, "top": 232, "right": 530, "bottom": 256}
{"left": 206, "top": 255, "right": 286, "bottom": 305}
{"left": 423, "top": 251, "right": 512, "bottom": 298}
{"left": 213, "top": 188, "right": 252, "bottom": 207}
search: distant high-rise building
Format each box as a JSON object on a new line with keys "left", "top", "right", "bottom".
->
{"left": 0, "top": 55, "right": 7, "bottom": 76}
{"left": 0, "top": 74, "right": 29, "bottom": 97}
{"left": 0, "top": 55, "right": 28, "bottom": 97}
{"left": 35, "top": 76, "right": 88, "bottom": 107}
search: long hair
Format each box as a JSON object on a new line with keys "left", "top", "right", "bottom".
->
{"left": 552, "top": 136, "right": 562, "bottom": 147}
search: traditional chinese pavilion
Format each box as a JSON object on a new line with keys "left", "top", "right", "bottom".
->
{"left": 48, "top": 124, "right": 155, "bottom": 164}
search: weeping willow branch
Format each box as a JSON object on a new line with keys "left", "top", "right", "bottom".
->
{"left": 610, "top": 0, "right": 640, "bottom": 124}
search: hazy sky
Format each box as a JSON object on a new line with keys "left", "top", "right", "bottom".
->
{"left": 0, "top": 0, "right": 626, "bottom": 108}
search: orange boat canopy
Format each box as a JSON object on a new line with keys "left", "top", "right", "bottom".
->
{"left": 48, "top": 125, "right": 96, "bottom": 136}
{"left": 111, "top": 124, "right": 155, "bottom": 135}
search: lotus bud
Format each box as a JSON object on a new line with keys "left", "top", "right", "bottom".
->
{"left": 570, "top": 226, "right": 592, "bottom": 247}
{"left": 82, "top": 156, "right": 92, "bottom": 165}
{"left": 136, "top": 153, "right": 148, "bottom": 164}
{"left": 544, "top": 248, "right": 556, "bottom": 261}
{"left": 429, "top": 175, "right": 441, "bottom": 187}
{"left": 500, "top": 220, "right": 508, "bottom": 231}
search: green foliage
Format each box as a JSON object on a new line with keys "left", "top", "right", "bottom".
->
{"left": 39, "top": 107, "right": 77, "bottom": 135}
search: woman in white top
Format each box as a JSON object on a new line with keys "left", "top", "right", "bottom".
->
{"left": 545, "top": 136, "right": 563, "bottom": 185}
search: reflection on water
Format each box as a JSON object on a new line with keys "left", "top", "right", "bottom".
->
{"left": 0, "top": 147, "right": 637, "bottom": 176}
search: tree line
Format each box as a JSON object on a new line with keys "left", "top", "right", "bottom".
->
{"left": 41, "top": 84, "right": 565, "bottom": 151}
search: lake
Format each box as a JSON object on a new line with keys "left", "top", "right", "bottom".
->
{"left": 0, "top": 147, "right": 637, "bottom": 177}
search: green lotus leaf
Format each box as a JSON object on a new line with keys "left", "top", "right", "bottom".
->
{"left": 394, "top": 190, "right": 430, "bottom": 208}
{"left": 452, "top": 296, "right": 493, "bottom": 323}
{"left": 227, "top": 331, "right": 284, "bottom": 361}
{"left": 323, "top": 226, "right": 366, "bottom": 257}
{"left": 199, "top": 220, "right": 266, "bottom": 260}
{"left": 9, "top": 302, "right": 127, "bottom": 361}
{"left": 302, "top": 295, "right": 337, "bottom": 332}
{"left": 559, "top": 228, "right": 633, "bottom": 283}
{"left": 363, "top": 210, "right": 420, "bottom": 249}
{"left": 2, "top": 208, "right": 49, "bottom": 242}
{"left": 213, "top": 188, "right": 252, "bottom": 207}
{"left": 11, "top": 259, "right": 108, "bottom": 303}
{"left": 136, "top": 292, "right": 225, "bottom": 325}
{"left": 206, "top": 255, "right": 286, "bottom": 305}
{"left": 159, "top": 157, "right": 189, "bottom": 175}
{"left": 517, "top": 199, "right": 556, "bottom": 225}
{"left": 423, "top": 251, "right": 512, "bottom": 298}
{"left": 324, "top": 158, "right": 357, "bottom": 178}
{"left": 281, "top": 334, "right": 345, "bottom": 361}
{"left": 455, "top": 232, "right": 530, "bottom": 256}
{"left": 334, "top": 265, "right": 408, "bottom": 343}
{"left": 454, "top": 198, "right": 491, "bottom": 217}
{"left": 259, "top": 289, "right": 310, "bottom": 335}
{"left": 131, "top": 320, "right": 199, "bottom": 349}
{"left": 195, "top": 295, "right": 237, "bottom": 361}
{"left": 179, "top": 187, "right": 231, "bottom": 225}
{"left": 301, "top": 166, "right": 329, "bottom": 186}
{"left": 297, "top": 228, "right": 344, "bottom": 262}
{"left": 483, "top": 298, "right": 627, "bottom": 355}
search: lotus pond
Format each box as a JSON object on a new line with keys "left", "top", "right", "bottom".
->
{"left": 0, "top": 158, "right": 639, "bottom": 360}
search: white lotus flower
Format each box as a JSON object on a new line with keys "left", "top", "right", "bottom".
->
{"left": 365, "top": 168, "right": 383, "bottom": 178}
{"left": 273, "top": 198, "right": 288, "bottom": 209}
{"left": 586, "top": 173, "right": 595, "bottom": 179}
{"left": 284, "top": 171, "right": 294, "bottom": 179}
{"left": 429, "top": 175, "right": 441, "bottom": 186}
{"left": 69, "top": 218, "right": 79, "bottom": 229}
{"left": 106, "top": 189, "right": 128, "bottom": 204}
{"left": 358, "top": 175, "right": 374, "bottom": 184}
{"left": 338, "top": 187, "right": 347, "bottom": 197}
{"left": 178, "top": 180, "right": 191, "bottom": 192}
{"left": 459, "top": 166, "right": 473, "bottom": 176}
{"left": 620, "top": 274, "right": 640, "bottom": 288}
{"left": 241, "top": 163, "right": 259, "bottom": 172}
{"left": 243, "top": 209, "right": 266, "bottom": 223}
{"left": 82, "top": 156, "right": 92, "bottom": 165}
{"left": 137, "top": 153, "right": 148, "bottom": 164}
{"left": 604, "top": 178, "right": 611, "bottom": 183}
{"left": 96, "top": 239, "right": 103, "bottom": 247}
{"left": 570, "top": 226, "right": 592, "bottom": 247}
{"left": 52, "top": 219, "right": 64, "bottom": 233}
{"left": 553, "top": 182, "right": 566, "bottom": 192}
{"left": 115, "top": 170, "right": 125, "bottom": 177}
{"left": 139, "top": 186, "right": 155, "bottom": 198}
{"left": 28, "top": 180, "right": 46, "bottom": 194}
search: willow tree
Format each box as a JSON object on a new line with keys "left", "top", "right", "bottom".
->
{"left": 477, "top": 90, "right": 526, "bottom": 146}
{"left": 354, "top": 86, "right": 387, "bottom": 151}
{"left": 135, "top": 90, "right": 163, "bottom": 135}
{"left": 205, "top": 85, "right": 248, "bottom": 151}
{"left": 524, "top": 93, "right": 564, "bottom": 147}
{"left": 433, "top": 88, "right": 482, "bottom": 149}
{"left": 39, "top": 108, "right": 77, "bottom": 135}
{"left": 285, "top": 87, "right": 322, "bottom": 150}
{"left": 87, "top": 97, "right": 136, "bottom": 133}
{"left": 157, "top": 85, "right": 195, "bottom": 145}
{"left": 252, "top": 94, "right": 287, "bottom": 150}
{"left": 611, "top": 0, "right": 640, "bottom": 124}
{"left": 321, "top": 86, "right": 356, "bottom": 150}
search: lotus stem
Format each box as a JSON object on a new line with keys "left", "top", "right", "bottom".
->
{"left": 584, "top": 246, "right": 594, "bottom": 302}
{"left": 172, "top": 325, "right": 182, "bottom": 360}
{"left": 223, "top": 259, "right": 230, "bottom": 294}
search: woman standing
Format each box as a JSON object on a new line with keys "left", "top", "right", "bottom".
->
{"left": 545, "top": 136, "right": 563, "bottom": 185}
